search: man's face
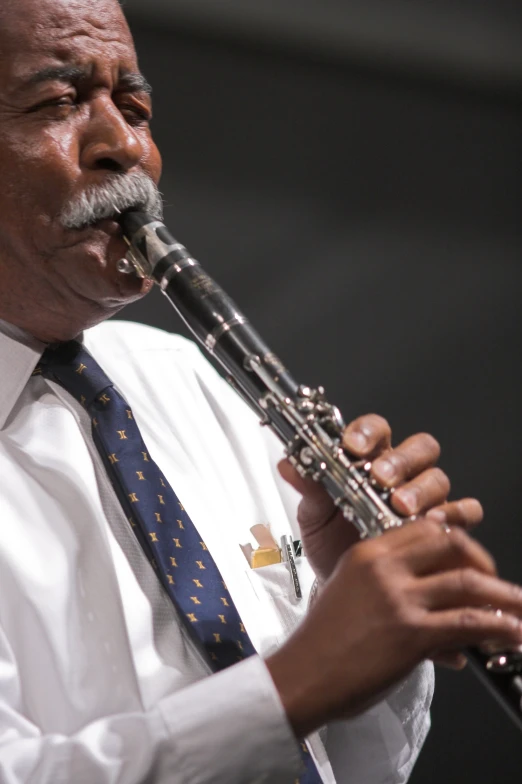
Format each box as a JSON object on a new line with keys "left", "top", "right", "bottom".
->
{"left": 0, "top": 0, "right": 162, "bottom": 340}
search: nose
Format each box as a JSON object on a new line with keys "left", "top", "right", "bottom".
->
{"left": 81, "top": 99, "right": 144, "bottom": 173}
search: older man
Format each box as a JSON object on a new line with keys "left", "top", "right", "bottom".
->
{"left": 0, "top": 1, "right": 521, "bottom": 782}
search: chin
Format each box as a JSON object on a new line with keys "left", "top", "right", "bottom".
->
{"left": 56, "top": 239, "right": 153, "bottom": 306}
{"left": 49, "top": 273, "right": 154, "bottom": 343}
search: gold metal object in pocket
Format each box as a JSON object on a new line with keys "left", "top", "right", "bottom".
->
{"left": 251, "top": 547, "right": 282, "bottom": 569}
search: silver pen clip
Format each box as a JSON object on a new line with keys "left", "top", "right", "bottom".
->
{"left": 280, "top": 535, "right": 302, "bottom": 599}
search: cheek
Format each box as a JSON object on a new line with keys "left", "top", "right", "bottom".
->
{"left": 141, "top": 133, "right": 162, "bottom": 184}
{"left": 0, "top": 128, "right": 79, "bottom": 216}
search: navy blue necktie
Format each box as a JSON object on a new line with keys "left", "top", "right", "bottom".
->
{"left": 37, "top": 341, "right": 322, "bottom": 783}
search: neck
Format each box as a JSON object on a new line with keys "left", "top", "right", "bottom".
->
{"left": 0, "top": 300, "right": 122, "bottom": 344}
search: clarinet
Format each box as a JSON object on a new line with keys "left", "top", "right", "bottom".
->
{"left": 117, "top": 209, "right": 522, "bottom": 734}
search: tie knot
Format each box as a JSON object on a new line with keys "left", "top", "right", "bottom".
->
{"left": 36, "top": 341, "right": 114, "bottom": 410}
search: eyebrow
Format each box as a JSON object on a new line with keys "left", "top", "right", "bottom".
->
{"left": 118, "top": 72, "right": 152, "bottom": 95}
{"left": 25, "top": 65, "right": 87, "bottom": 87}
{"left": 22, "top": 65, "right": 152, "bottom": 95}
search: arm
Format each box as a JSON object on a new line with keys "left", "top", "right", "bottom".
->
{"left": 190, "top": 348, "right": 519, "bottom": 775}
{"left": 0, "top": 625, "right": 301, "bottom": 784}
{"left": 250, "top": 552, "right": 434, "bottom": 784}
{"left": 266, "top": 518, "right": 522, "bottom": 736}
{"left": 265, "top": 414, "right": 522, "bottom": 774}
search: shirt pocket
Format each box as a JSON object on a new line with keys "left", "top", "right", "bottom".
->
{"left": 244, "top": 558, "right": 316, "bottom": 649}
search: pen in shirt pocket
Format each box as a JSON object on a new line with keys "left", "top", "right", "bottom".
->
{"left": 242, "top": 524, "right": 302, "bottom": 599}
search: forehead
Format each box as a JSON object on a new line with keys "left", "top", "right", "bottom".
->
{"left": 0, "top": 0, "right": 137, "bottom": 86}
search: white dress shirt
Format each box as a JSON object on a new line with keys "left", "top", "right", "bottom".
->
{"left": 0, "top": 318, "right": 433, "bottom": 783}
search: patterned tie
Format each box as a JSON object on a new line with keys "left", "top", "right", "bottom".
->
{"left": 37, "top": 341, "right": 322, "bottom": 783}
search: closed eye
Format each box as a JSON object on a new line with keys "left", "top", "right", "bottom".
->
{"left": 117, "top": 99, "right": 152, "bottom": 126}
{"left": 28, "top": 94, "right": 77, "bottom": 113}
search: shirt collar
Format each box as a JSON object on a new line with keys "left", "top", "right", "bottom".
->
{"left": 0, "top": 320, "right": 47, "bottom": 429}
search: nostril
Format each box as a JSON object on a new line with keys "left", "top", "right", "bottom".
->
{"left": 96, "top": 158, "right": 124, "bottom": 173}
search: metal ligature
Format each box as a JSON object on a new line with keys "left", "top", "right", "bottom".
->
{"left": 117, "top": 209, "right": 522, "bottom": 733}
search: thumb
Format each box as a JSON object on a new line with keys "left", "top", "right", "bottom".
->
{"left": 278, "top": 459, "right": 336, "bottom": 527}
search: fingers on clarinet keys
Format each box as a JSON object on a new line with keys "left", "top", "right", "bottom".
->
{"left": 364, "top": 462, "right": 394, "bottom": 504}
{"left": 363, "top": 462, "right": 422, "bottom": 524}
{"left": 480, "top": 607, "right": 522, "bottom": 673}
{"left": 361, "top": 465, "right": 419, "bottom": 524}
{"left": 362, "top": 461, "right": 447, "bottom": 529}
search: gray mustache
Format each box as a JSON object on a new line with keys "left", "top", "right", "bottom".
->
{"left": 60, "top": 172, "right": 164, "bottom": 230}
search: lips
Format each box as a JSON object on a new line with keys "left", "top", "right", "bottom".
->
{"left": 61, "top": 217, "right": 127, "bottom": 252}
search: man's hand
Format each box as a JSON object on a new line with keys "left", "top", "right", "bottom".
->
{"left": 266, "top": 520, "right": 522, "bottom": 739}
{"left": 279, "top": 413, "right": 483, "bottom": 583}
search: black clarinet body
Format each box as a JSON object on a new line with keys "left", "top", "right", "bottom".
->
{"left": 117, "top": 209, "right": 522, "bottom": 734}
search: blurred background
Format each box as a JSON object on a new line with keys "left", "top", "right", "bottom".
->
{"left": 122, "top": 1, "right": 522, "bottom": 780}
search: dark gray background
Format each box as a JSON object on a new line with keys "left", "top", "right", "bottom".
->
{"left": 121, "top": 3, "right": 522, "bottom": 780}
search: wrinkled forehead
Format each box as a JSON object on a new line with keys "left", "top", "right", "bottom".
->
{"left": 0, "top": 0, "right": 136, "bottom": 86}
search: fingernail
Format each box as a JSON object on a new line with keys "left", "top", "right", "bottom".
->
{"left": 460, "top": 498, "right": 483, "bottom": 524}
{"left": 346, "top": 431, "right": 367, "bottom": 452}
{"left": 395, "top": 488, "right": 417, "bottom": 514}
{"left": 426, "top": 509, "right": 447, "bottom": 524}
{"left": 375, "top": 459, "right": 396, "bottom": 482}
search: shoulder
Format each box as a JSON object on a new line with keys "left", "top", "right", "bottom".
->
{"left": 83, "top": 319, "right": 212, "bottom": 377}
{"left": 83, "top": 319, "right": 229, "bottom": 402}
{"left": 84, "top": 320, "right": 197, "bottom": 359}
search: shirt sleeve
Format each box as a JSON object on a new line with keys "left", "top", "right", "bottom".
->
{"left": 324, "top": 662, "right": 434, "bottom": 784}
{"left": 0, "top": 622, "right": 301, "bottom": 784}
